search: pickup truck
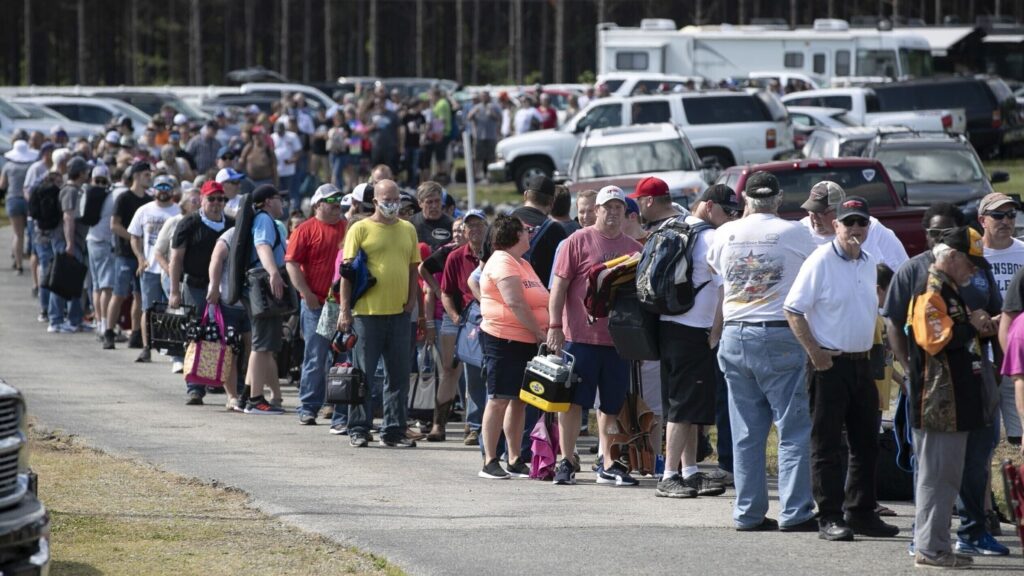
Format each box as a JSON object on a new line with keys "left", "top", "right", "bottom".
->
{"left": 780, "top": 87, "right": 967, "bottom": 135}
{"left": 715, "top": 158, "right": 928, "bottom": 256}
{"left": 0, "top": 379, "right": 50, "bottom": 575}
{"left": 490, "top": 90, "right": 793, "bottom": 192}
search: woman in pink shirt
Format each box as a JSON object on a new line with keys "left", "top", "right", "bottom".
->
{"left": 477, "top": 215, "right": 549, "bottom": 479}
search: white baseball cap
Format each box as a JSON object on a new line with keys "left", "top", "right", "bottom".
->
{"left": 311, "top": 183, "right": 342, "bottom": 205}
{"left": 173, "top": 113, "right": 188, "bottom": 126}
{"left": 596, "top": 185, "right": 626, "bottom": 206}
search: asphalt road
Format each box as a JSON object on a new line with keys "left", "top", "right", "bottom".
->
{"left": 0, "top": 230, "right": 1020, "bottom": 575}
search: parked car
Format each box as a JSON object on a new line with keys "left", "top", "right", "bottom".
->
{"left": 780, "top": 87, "right": 966, "bottom": 134}
{"left": 14, "top": 96, "right": 149, "bottom": 137}
{"left": 0, "top": 97, "right": 97, "bottom": 139}
{"left": 238, "top": 83, "right": 335, "bottom": 111}
{"left": 802, "top": 125, "right": 912, "bottom": 159}
{"left": 98, "top": 91, "right": 210, "bottom": 122}
{"left": 861, "top": 131, "right": 1009, "bottom": 220}
{"left": 786, "top": 106, "right": 860, "bottom": 149}
{"left": 564, "top": 123, "right": 711, "bottom": 208}
{"left": 0, "top": 378, "right": 51, "bottom": 575}
{"left": 595, "top": 73, "right": 710, "bottom": 97}
{"left": 715, "top": 157, "right": 928, "bottom": 256}
{"left": 870, "top": 76, "right": 1022, "bottom": 157}
{"left": 491, "top": 89, "right": 793, "bottom": 191}
{"left": 199, "top": 94, "right": 282, "bottom": 117}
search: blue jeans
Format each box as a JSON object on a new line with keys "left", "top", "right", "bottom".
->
{"left": 298, "top": 300, "right": 337, "bottom": 419}
{"left": 34, "top": 232, "right": 53, "bottom": 314}
{"left": 464, "top": 362, "right": 486, "bottom": 431}
{"left": 48, "top": 236, "right": 84, "bottom": 328}
{"left": 718, "top": 324, "right": 814, "bottom": 529}
{"left": 956, "top": 424, "right": 996, "bottom": 541}
{"left": 346, "top": 312, "right": 412, "bottom": 437}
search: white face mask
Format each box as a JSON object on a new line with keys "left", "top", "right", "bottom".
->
{"left": 378, "top": 201, "right": 401, "bottom": 218}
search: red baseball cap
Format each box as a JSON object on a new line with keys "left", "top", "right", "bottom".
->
{"left": 628, "top": 176, "right": 669, "bottom": 199}
{"left": 201, "top": 180, "right": 224, "bottom": 196}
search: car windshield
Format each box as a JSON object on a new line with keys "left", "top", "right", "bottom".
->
{"left": 875, "top": 147, "right": 985, "bottom": 184}
{"left": 577, "top": 139, "right": 697, "bottom": 180}
{"left": 0, "top": 99, "right": 31, "bottom": 120}
{"left": 15, "top": 103, "right": 61, "bottom": 120}
{"left": 772, "top": 166, "right": 895, "bottom": 212}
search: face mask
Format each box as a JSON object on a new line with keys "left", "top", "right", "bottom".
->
{"left": 378, "top": 201, "right": 401, "bottom": 218}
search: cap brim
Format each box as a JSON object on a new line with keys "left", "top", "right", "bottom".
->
{"left": 801, "top": 198, "right": 829, "bottom": 212}
{"left": 969, "top": 254, "right": 992, "bottom": 270}
{"left": 983, "top": 199, "right": 1018, "bottom": 213}
{"left": 839, "top": 210, "right": 870, "bottom": 222}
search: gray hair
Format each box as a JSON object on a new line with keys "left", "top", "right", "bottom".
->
{"left": 746, "top": 193, "right": 783, "bottom": 214}
{"left": 932, "top": 243, "right": 956, "bottom": 263}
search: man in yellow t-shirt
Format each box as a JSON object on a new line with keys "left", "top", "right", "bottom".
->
{"left": 338, "top": 180, "right": 422, "bottom": 448}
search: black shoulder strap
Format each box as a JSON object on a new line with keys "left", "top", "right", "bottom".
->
{"left": 255, "top": 210, "right": 282, "bottom": 250}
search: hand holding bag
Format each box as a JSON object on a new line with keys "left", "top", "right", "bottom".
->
{"left": 246, "top": 267, "right": 298, "bottom": 318}
{"left": 316, "top": 287, "right": 340, "bottom": 339}
{"left": 184, "top": 304, "right": 234, "bottom": 388}
{"left": 455, "top": 300, "right": 484, "bottom": 367}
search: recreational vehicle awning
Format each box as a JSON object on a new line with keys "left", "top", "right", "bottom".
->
{"left": 984, "top": 34, "right": 1024, "bottom": 44}
{"left": 913, "top": 27, "right": 981, "bottom": 56}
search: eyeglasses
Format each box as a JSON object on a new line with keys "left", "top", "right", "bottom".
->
{"left": 841, "top": 216, "right": 869, "bottom": 227}
{"left": 984, "top": 210, "right": 1017, "bottom": 221}
{"left": 206, "top": 196, "right": 227, "bottom": 203}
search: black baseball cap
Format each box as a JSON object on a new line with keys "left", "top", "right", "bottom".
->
{"left": 526, "top": 175, "right": 555, "bottom": 197}
{"left": 938, "top": 226, "right": 990, "bottom": 270}
{"left": 699, "top": 183, "right": 742, "bottom": 211}
{"left": 744, "top": 171, "right": 780, "bottom": 198}
{"left": 836, "top": 196, "right": 871, "bottom": 221}
{"left": 252, "top": 184, "right": 280, "bottom": 205}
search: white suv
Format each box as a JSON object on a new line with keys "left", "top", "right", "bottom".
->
{"left": 490, "top": 90, "right": 792, "bottom": 191}
{"left": 566, "top": 123, "right": 711, "bottom": 208}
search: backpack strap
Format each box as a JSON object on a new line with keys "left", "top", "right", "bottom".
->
{"left": 255, "top": 210, "right": 282, "bottom": 251}
{"left": 523, "top": 217, "right": 554, "bottom": 262}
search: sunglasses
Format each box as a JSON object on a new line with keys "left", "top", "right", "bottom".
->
{"left": 320, "top": 196, "right": 343, "bottom": 205}
{"left": 984, "top": 210, "right": 1017, "bottom": 221}
{"left": 206, "top": 196, "right": 227, "bottom": 203}
{"left": 926, "top": 227, "right": 951, "bottom": 238}
{"left": 841, "top": 216, "right": 869, "bottom": 227}
{"left": 723, "top": 207, "right": 741, "bottom": 218}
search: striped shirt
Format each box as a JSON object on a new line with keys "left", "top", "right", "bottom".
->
{"left": 285, "top": 217, "right": 347, "bottom": 305}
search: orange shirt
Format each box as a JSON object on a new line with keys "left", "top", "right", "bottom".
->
{"left": 481, "top": 250, "right": 549, "bottom": 343}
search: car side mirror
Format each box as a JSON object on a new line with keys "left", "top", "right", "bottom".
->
{"left": 991, "top": 171, "right": 1010, "bottom": 184}
{"left": 892, "top": 181, "right": 908, "bottom": 204}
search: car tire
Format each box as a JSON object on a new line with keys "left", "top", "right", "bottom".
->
{"left": 514, "top": 159, "right": 553, "bottom": 193}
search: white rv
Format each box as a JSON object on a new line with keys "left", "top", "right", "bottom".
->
{"left": 597, "top": 18, "right": 934, "bottom": 83}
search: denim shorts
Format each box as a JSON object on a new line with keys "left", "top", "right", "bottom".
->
{"left": 5, "top": 196, "right": 27, "bottom": 218}
{"left": 440, "top": 315, "right": 460, "bottom": 337}
{"left": 566, "top": 341, "right": 629, "bottom": 415}
{"left": 87, "top": 240, "right": 116, "bottom": 290}
{"left": 480, "top": 330, "right": 536, "bottom": 400}
{"left": 141, "top": 271, "right": 166, "bottom": 311}
{"left": 113, "top": 256, "right": 141, "bottom": 298}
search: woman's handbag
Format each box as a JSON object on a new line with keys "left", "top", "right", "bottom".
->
{"left": 246, "top": 267, "right": 298, "bottom": 319}
{"left": 455, "top": 300, "right": 484, "bottom": 367}
{"left": 184, "top": 304, "right": 234, "bottom": 388}
{"left": 316, "top": 288, "right": 340, "bottom": 339}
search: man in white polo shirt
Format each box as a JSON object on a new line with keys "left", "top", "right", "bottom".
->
{"left": 798, "top": 180, "right": 908, "bottom": 271}
{"left": 785, "top": 196, "right": 900, "bottom": 542}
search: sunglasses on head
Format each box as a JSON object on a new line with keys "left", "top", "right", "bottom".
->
{"left": 841, "top": 216, "right": 869, "bottom": 227}
{"left": 985, "top": 210, "right": 1017, "bottom": 221}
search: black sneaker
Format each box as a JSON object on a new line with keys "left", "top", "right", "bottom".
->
{"left": 596, "top": 462, "right": 639, "bottom": 487}
{"left": 681, "top": 472, "right": 726, "bottom": 496}
{"left": 298, "top": 413, "right": 317, "bottom": 425}
{"left": 102, "top": 329, "right": 116, "bottom": 350}
{"left": 479, "top": 458, "right": 510, "bottom": 479}
{"left": 506, "top": 459, "right": 530, "bottom": 478}
{"left": 696, "top": 431, "right": 714, "bottom": 463}
{"left": 350, "top": 433, "right": 369, "bottom": 448}
{"left": 128, "top": 330, "right": 143, "bottom": 349}
{"left": 185, "top": 392, "right": 203, "bottom": 406}
{"left": 656, "top": 474, "right": 697, "bottom": 498}
{"left": 818, "top": 518, "right": 855, "bottom": 542}
{"left": 380, "top": 434, "right": 416, "bottom": 448}
{"left": 135, "top": 349, "right": 151, "bottom": 363}
{"left": 844, "top": 514, "right": 900, "bottom": 538}
{"left": 552, "top": 458, "right": 576, "bottom": 485}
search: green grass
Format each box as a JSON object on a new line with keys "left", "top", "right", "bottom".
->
{"left": 986, "top": 159, "right": 1024, "bottom": 196}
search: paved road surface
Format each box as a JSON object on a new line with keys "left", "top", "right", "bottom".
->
{"left": 0, "top": 230, "right": 1020, "bottom": 575}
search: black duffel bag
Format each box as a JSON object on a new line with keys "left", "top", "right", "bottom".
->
{"left": 607, "top": 285, "right": 660, "bottom": 361}
{"left": 43, "top": 252, "right": 88, "bottom": 301}
{"left": 245, "top": 267, "right": 298, "bottom": 319}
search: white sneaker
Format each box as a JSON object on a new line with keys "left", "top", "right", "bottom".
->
{"left": 171, "top": 360, "right": 185, "bottom": 374}
{"left": 48, "top": 322, "right": 77, "bottom": 334}
{"left": 37, "top": 313, "right": 48, "bottom": 323}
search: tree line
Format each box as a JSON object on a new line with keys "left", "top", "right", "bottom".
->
{"left": 1, "top": 0, "right": 1020, "bottom": 88}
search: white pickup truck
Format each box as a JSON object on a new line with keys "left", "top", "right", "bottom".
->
{"left": 780, "top": 87, "right": 967, "bottom": 134}
{"left": 490, "top": 90, "right": 793, "bottom": 191}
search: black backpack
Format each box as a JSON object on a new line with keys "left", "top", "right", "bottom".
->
{"left": 78, "top": 184, "right": 109, "bottom": 227}
{"left": 29, "top": 182, "right": 63, "bottom": 231}
{"left": 635, "top": 217, "right": 712, "bottom": 316}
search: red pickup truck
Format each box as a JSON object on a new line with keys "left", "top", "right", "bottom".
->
{"left": 714, "top": 158, "right": 927, "bottom": 257}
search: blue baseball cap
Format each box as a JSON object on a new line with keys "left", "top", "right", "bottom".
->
{"left": 215, "top": 168, "right": 245, "bottom": 183}
{"left": 624, "top": 197, "right": 640, "bottom": 216}
{"left": 463, "top": 209, "right": 486, "bottom": 222}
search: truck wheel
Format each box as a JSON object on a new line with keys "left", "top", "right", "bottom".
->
{"left": 514, "top": 159, "right": 553, "bottom": 193}
{"left": 697, "top": 148, "right": 735, "bottom": 169}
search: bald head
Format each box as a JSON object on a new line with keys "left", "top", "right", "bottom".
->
{"left": 371, "top": 164, "right": 394, "bottom": 184}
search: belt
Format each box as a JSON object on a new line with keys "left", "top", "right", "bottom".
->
{"left": 724, "top": 320, "right": 789, "bottom": 328}
{"left": 823, "top": 348, "right": 871, "bottom": 360}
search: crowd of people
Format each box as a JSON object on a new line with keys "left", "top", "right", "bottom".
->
{"left": 3, "top": 88, "right": 1024, "bottom": 570}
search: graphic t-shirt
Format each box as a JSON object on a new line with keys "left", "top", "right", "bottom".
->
{"left": 552, "top": 227, "right": 642, "bottom": 347}
{"left": 707, "top": 213, "right": 815, "bottom": 322}
{"left": 128, "top": 202, "right": 180, "bottom": 273}
{"left": 481, "top": 250, "right": 550, "bottom": 343}
{"left": 411, "top": 212, "right": 454, "bottom": 251}
{"left": 984, "top": 239, "right": 1024, "bottom": 297}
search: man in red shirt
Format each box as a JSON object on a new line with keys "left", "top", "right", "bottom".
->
{"left": 286, "top": 184, "right": 347, "bottom": 425}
